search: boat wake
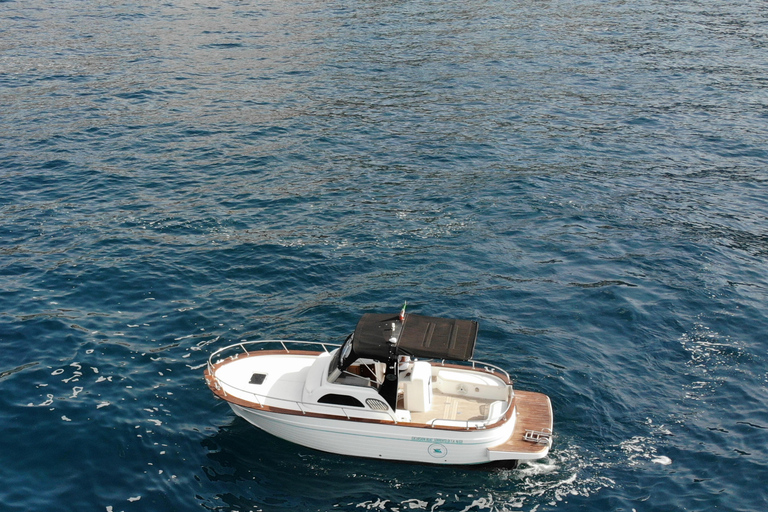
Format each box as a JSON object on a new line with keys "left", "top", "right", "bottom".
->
{"left": 349, "top": 417, "right": 672, "bottom": 511}
{"left": 348, "top": 446, "right": 616, "bottom": 511}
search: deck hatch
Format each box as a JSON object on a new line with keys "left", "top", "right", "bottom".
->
{"left": 249, "top": 373, "right": 267, "bottom": 385}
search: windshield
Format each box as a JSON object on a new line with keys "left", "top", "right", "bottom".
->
{"left": 328, "top": 333, "right": 353, "bottom": 378}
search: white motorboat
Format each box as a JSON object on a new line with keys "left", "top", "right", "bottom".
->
{"left": 204, "top": 308, "right": 553, "bottom": 466}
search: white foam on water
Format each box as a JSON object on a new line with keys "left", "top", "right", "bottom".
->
{"left": 29, "top": 394, "right": 55, "bottom": 407}
{"left": 350, "top": 446, "right": 615, "bottom": 511}
{"left": 401, "top": 498, "right": 428, "bottom": 509}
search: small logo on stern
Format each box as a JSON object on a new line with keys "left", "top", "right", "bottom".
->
{"left": 428, "top": 443, "right": 448, "bottom": 458}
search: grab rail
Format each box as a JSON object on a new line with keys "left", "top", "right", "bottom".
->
{"left": 207, "top": 340, "right": 341, "bottom": 374}
{"left": 433, "top": 358, "right": 511, "bottom": 382}
{"left": 208, "top": 340, "right": 510, "bottom": 382}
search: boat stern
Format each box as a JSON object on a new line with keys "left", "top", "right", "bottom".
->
{"left": 487, "top": 390, "right": 553, "bottom": 462}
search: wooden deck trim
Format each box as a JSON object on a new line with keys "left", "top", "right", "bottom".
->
{"left": 489, "top": 390, "right": 553, "bottom": 455}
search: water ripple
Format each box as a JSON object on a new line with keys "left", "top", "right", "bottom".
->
{"left": 2, "top": 0, "right": 768, "bottom": 511}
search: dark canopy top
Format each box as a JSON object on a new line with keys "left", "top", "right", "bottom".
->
{"left": 351, "top": 313, "right": 478, "bottom": 362}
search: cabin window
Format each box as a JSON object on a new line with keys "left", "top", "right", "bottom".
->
{"left": 317, "top": 394, "right": 364, "bottom": 407}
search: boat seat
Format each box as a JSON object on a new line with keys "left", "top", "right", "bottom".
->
{"left": 302, "top": 353, "right": 331, "bottom": 399}
{"left": 436, "top": 369, "right": 508, "bottom": 400}
{"left": 401, "top": 361, "right": 432, "bottom": 413}
{"left": 486, "top": 400, "right": 507, "bottom": 423}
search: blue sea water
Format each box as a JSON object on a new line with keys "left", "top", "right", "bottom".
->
{"left": 1, "top": 0, "right": 767, "bottom": 510}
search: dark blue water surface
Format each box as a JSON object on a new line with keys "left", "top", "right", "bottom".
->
{"left": 2, "top": 0, "right": 767, "bottom": 510}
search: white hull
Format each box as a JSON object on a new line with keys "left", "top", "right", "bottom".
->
{"left": 229, "top": 402, "right": 523, "bottom": 465}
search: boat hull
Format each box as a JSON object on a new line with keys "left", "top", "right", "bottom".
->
{"left": 227, "top": 400, "right": 539, "bottom": 465}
